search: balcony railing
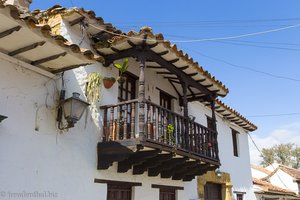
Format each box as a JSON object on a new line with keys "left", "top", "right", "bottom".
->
{"left": 100, "top": 99, "right": 219, "bottom": 161}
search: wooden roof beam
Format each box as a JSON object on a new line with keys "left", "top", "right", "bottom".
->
{"left": 31, "top": 52, "right": 67, "bottom": 66}
{"left": 156, "top": 71, "right": 172, "bottom": 75}
{"left": 157, "top": 50, "right": 168, "bottom": 56}
{"left": 0, "top": 25, "right": 22, "bottom": 38}
{"left": 8, "top": 41, "right": 46, "bottom": 56}
{"left": 103, "top": 47, "right": 215, "bottom": 96}
{"left": 69, "top": 16, "right": 85, "bottom": 26}
{"left": 145, "top": 50, "right": 212, "bottom": 96}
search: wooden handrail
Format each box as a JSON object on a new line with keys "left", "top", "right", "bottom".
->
{"left": 100, "top": 99, "right": 138, "bottom": 109}
{"left": 100, "top": 100, "right": 219, "bottom": 160}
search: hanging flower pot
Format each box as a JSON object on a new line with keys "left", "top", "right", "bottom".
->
{"left": 117, "top": 75, "right": 127, "bottom": 84}
{"left": 103, "top": 77, "right": 116, "bottom": 89}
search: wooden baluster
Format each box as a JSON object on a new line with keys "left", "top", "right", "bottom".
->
{"left": 130, "top": 102, "right": 135, "bottom": 139}
{"left": 147, "top": 102, "right": 151, "bottom": 139}
{"left": 103, "top": 108, "right": 108, "bottom": 141}
{"left": 123, "top": 104, "right": 128, "bottom": 139}
{"left": 163, "top": 110, "right": 167, "bottom": 144}
{"left": 158, "top": 108, "right": 162, "bottom": 142}
{"left": 197, "top": 125, "right": 201, "bottom": 153}
{"left": 152, "top": 105, "right": 156, "bottom": 140}
{"left": 109, "top": 107, "right": 114, "bottom": 141}
{"left": 215, "top": 131, "right": 219, "bottom": 160}
{"left": 202, "top": 127, "right": 205, "bottom": 155}
{"left": 190, "top": 121, "right": 194, "bottom": 151}
{"left": 180, "top": 117, "right": 185, "bottom": 148}
{"left": 208, "top": 129, "right": 212, "bottom": 157}
{"left": 116, "top": 105, "right": 121, "bottom": 140}
{"left": 176, "top": 115, "right": 180, "bottom": 146}
{"left": 193, "top": 123, "right": 198, "bottom": 153}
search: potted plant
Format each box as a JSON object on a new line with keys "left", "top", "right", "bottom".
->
{"left": 167, "top": 123, "right": 176, "bottom": 145}
{"left": 114, "top": 58, "right": 129, "bottom": 83}
{"left": 103, "top": 77, "right": 116, "bottom": 89}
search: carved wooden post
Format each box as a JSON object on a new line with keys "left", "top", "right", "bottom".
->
{"left": 210, "top": 97, "right": 217, "bottom": 131}
{"left": 210, "top": 97, "right": 219, "bottom": 159}
{"left": 182, "top": 81, "right": 189, "bottom": 149}
{"left": 138, "top": 54, "right": 146, "bottom": 140}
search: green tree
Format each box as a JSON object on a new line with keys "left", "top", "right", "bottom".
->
{"left": 260, "top": 143, "right": 300, "bottom": 168}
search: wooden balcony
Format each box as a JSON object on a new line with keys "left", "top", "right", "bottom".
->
{"left": 97, "top": 99, "right": 219, "bottom": 181}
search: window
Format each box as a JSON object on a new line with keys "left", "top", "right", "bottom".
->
{"left": 159, "top": 91, "right": 172, "bottom": 110}
{"left": 207, "top": 116, "right": 216, "bottom": 131}
{"left": 118, "top": 72, "right": 137, "bottom": 102}
{"left": 233, "top": 192, "right": 246, "bottom": 200}
{"left": 94, "top": 179, "right": 142, "bottom": 200}
{"left": 107, "top": 184, "right": 132, "bottom": 200}
{"left": 232, "top": 129, "right": 239, "bottom": 157}
{"left": 152, "top": 184, "right": 183, "bottom": 200}
{"left": 236, "top": 193, "right": 243, "bottom": 200}
{"left": 204, "top": 183, "right": 222, "bottom": 200}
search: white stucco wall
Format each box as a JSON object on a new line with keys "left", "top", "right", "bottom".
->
{"left": 251, "top": 168, "right": 269, "bottom": 179}
{"left": 269, "top": 170, "right": 298, "bottom": 194}
{"left": 0, "top": 18, "right": 255, "bottom": 200}
{"left": 189, "top": 102, "right": 256, "bottom": 200}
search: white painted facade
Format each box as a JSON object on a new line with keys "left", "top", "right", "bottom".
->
{"left": 251, "top": 167, "right": 269, "bottom": 179}
{"left": 0, "top": 12, "right": 255, "bottom": 200}
{"left": 267, "top": 169, "right": 299, "bottom": 195}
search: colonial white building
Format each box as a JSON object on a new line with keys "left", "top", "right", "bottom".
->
{"left": 251, "top": 164, "right": 300, "bottom": 200}
{"left": 0, "top": 1, "right": 257, "bottom": 200}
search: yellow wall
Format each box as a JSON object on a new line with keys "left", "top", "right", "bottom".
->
{"left": 197, "top": 171, "right": 233, "bottom": 200}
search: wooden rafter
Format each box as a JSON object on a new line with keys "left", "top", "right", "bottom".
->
{"left": 31, "top": 52, "right": 67, "bottom": 66}
{"left": 157, "top": 50, "right": 168, "bottom": 56}
{"left": 8, "top": 41, "right": 46, "bottom": 56}
{"left": 178, "top": 66, "right": 189, "bottom": 70}
{"left": 187, "top": 72, "right": 198, "bottom": 77}
{"left": 0, "top": 25, "right": 21, "bottom": 38}
{"left": 69, "top": 16, "right": 85, "bottom": 26}
{"left": 51, "top": 63, "right": 90, "bottom": 73}
{"left": 103, "top": 47, "right": 214, "bottom": 96}
{"left": 156, "top": 71, "right": 172, "bottom": 75}
{"left": 146, "top": 66, "right": 163, "bottom": 69}
{"left": 169, "top": 81, "right": 181, "bottom": 98}
{"left": 169, "top": 58, "right": 179, "bottom": 63}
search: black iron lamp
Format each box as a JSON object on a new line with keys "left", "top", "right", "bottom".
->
{"left": 0, "top": 115, "right": 7, "bottom": 123}
{"left": 57, "top": 91, "right": 90, "bottom": 130}
{"left": 215, "top": 169, "right": 222, "bottom": 177}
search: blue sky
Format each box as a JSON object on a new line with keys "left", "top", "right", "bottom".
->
{"left": 31, "top": 1, "right": 300, "bottom": 164}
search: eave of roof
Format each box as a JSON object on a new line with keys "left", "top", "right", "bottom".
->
{"left": 0, "top": 2, "right": 103, "bottom": 74}
{"left": 214, "top": 99, "right": 257, "bottom": 131}
{"left": 263, "top": 165, "right": 300, "bottom": 181}
{"left": 253, "top": 178, "right": 297, "bottom": 195}
{"left": 95, "top": 27, "right": 229, "bottom": 97}
{"left": 29, "top": 4, "right": 257, "bottom": 131}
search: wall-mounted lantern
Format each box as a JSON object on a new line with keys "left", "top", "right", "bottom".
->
{"left": 57, "top": 91, "right": 90, "bottom": 130}
{"left": 0, "top": 115, "right": 7, "bottom": 123}
{"left": 215, "top": 169, "right": 222, "bottom": 177}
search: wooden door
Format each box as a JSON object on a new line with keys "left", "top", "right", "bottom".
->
{"left": 107, "top": 184, "right": 132, "bottom": 200}
{"left": 159, "top": 188, "right": 175, "bottom": 200}
{"left": 204, "top": 183, "right": 222, "bottom": 200}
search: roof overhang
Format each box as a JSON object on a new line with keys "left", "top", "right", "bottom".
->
{"left": 95, "top": 28, "right": 229, "bottom": 98}
{"left": 0, "top": 3, "right": 103, "bottom": 74}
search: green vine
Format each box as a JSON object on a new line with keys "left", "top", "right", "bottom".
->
{"left": 167, "top": 124, "right": 176, "bottom": 145}
{"left": 86, "top": 72, "right": 103, "bottom": 104}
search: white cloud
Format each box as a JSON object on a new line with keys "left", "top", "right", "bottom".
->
{"left": 249, "top": 122, "right": 300, "bottom": 165}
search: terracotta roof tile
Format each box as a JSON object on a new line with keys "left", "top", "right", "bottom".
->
{"left": 0, "top": 1, "right": 103, "bottom": 73}
{"left": 253, "top": 178, "right": 296, "bottom": 194}
{"left": 279, "top": 165, "right": 300, "bottom": 180}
